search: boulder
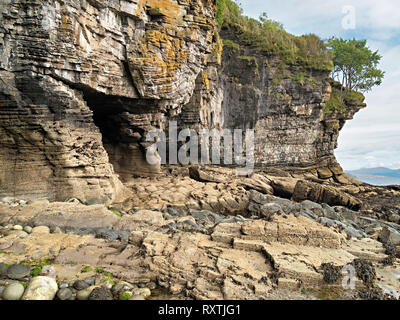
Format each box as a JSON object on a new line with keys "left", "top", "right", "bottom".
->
{"left": 292, "top": 180, "right": 362, "bottom": 210}
{"left": 379, "top": 227, "right": 400, "bottom": 245}
{"left": 22, "top": 276, "right": 58, "bottom": 300}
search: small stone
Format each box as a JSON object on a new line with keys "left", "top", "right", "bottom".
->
{"left": 343, "top": 226, "right": 364, "bottom": 239}
{"left": 13, "top": 225, "right": 23, "bottom": 231}
{"left": 59, "top": 283, "right": 69, "bottom": 289}
{"left": 5, "top": 230, "right": 28, "bottom": 238}
{"left": 84, "top": 278, "right": 96, "bottom": 286}
{"left": 52, "top": 226, "right": 62, "bottom": 234}
{"left": 7, "top": 264, "right": 30, "bottom": 280}
{"left": 112, "top": 281, "right": 135, "bottom": 296}
{"left": 147, "top": 282, "right": 156, "bottom": 290}
{"left": 23, "top": 226, "right": 32, "bottom": 234}
{"left": 76, "top": 286, "right": 95, "bottom": 300}
{"left": 379, "top": 227, "right": 400, "bottom": 245}
{"left": 57, "top": 288, "right": 72, "bottom": 300}
{"left": 132, "top": 287, "right": 151, "bottom": 298}
{"left": 2, "top": 282, "right": 25, "bottom": 300}
{"left": 31, "top": 226, "right": 50, "bottom": 234}
{"left": 389, "top": 214, "right": 400, "bottom": 224}
{"left": 129, "top": 294, "right": 146, "bottom": 300}
{"left": 88, "top": 287, "right": 113, "bottom": 300}
{"left": 73, "top": 280, "right": 89, "bottom": 290}
{"left": 260, "top": 203, "right": 283, "bottom": 220}
{"left": 86, "top": 198, "right": 103, "bottom": 206}
{"left": 0, "top": 263, "right": 8, "bottom": 276}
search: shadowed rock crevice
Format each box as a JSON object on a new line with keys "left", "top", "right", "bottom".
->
{"left": 82, "top": 88, "right": 162, "bottom": 182}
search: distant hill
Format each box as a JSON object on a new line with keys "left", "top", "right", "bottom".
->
{"left": 347, "top": 167, "right": 400, "bottom": 186}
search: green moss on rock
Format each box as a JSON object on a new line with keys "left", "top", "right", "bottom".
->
{"left": 220, "top": 0, "right": 333, "bottom": 71}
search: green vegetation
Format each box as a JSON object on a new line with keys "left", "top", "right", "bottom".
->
{"left": 119, "top": 291, "right": 132, "bottom": 300}
{"left": 327, "top": 37, "right": 384, "bottom": 92}
{"left": 219, "top": 1, "right": 333, "bottom": 71}
{"left": 22, "top": 258, "right": 53, "bottom": 277}
{"left": 216, "top": 0, "right": 226, "bottom": 28}
{"left": 343, "top": 90, "right": 365, "bottom": 105}
{"left": 222, "top": 39, "right": 241, "bottom": 52}
{"left": 0, "top": 250, "right": 15, "bottom": 256}
{"left": 81, "top": 266, "right": 92, "bottom": 273}
{"left": 238, "top": 55, "right": 258, "bottom": 69}
{"left": 94, "top": 267, "right": 116, "bottom": 285}
{"left": 110, "top": 209, "right": 121, "bottom": 217}
{"left": 217, "top": 1, "right": 381, "bottom": 115}
{"left": 293, "top": 72, "right": 307, "bottom": 86}
{"left": 30, "top": 266, "right": 42, "bottom": 277}
{"left": 324, "top": 81, "right": 365, "bottom": 114}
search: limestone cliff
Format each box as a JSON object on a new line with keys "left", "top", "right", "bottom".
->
{"left": 176, "top": 29, "right": 366, "bottom": 179}
{"left": 0, "top": 0, "right": 366, "bottom": 204}
{"left": 0, "top": 0, "right": 216, "bottom": 203}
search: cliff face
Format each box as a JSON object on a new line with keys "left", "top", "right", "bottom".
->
{"left": 0, "top": 0, "right": 365, "bottom": 204}
{"left": 177, "top": 30, "right": 366, "bottom": 177}
{"left": 0, "top": 0, "right": 216, "bottom": 203}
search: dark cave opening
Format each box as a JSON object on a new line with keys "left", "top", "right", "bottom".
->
{"left": 80, "top": 88, "right": 162, "bottom": 182}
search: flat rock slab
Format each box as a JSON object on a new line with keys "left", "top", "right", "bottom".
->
{"left": 214, "top": 215, "right": 344, "bottom": 249}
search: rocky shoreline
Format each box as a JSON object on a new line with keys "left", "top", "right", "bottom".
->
{"left": 1, "top": 166, "right": 399, "bottom": 300}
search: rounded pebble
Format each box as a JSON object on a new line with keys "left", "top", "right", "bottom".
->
{"left": 13, "top": 225, "right": 23, "bottom": 231}
{"left": 84, "top": 278, "right": 96, "bottom": 286}
{"left": 23, "top": 226, "right": 32, "bottom": 233}
{"left": 57, "top": 288, "right": 73, "bottom": 300}
{"left": 88, "top": 287, "right": 113, "bottom": 300}
{"left": 5, "top": 230, "right": 28, "bottom": 238}
{"left": 132, "top": 288, "right": 151, "bottom": 298}
{"left": 7, "top": 264, "right": 30, "bottom": 280}
{"left": 2, "top": 282, "right": 25, "bottom": 300}
{"left": 76, "top": 286, "right": 95, "bottom": 300}
{"left": 0, "top": 263, "right": 8, "bottom": 276}
{"left": 52, "top": 226, "right": 62, "bottom": 234}
{"left": 73, "top": 280, "right": 89, "bottom": 290}
{"left": 31, "top": 226, "right": 50, "bottom": 234}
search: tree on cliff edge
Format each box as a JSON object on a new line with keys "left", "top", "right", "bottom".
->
{"left": 327, "top": 37, "right": 384, "bottom": 92}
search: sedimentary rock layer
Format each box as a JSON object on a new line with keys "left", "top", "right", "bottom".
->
{"left": 0, "top": 0, "right": 216, "bottom": 202}
{"left": 0, "top": 1, "right": 365, "bottom": 203}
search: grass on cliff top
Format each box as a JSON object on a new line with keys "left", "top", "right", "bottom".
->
{"left": 324, "top": 81, "right": 365, "bottom": 114}
{"left": 218, "top": 0, "right": 333, "bottom": 72}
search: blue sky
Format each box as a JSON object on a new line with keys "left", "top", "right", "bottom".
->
{"left": 239, "top": 0, "right": 400, "bottom": 170}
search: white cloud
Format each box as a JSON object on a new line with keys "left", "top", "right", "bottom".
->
{"left": 240, "top": 0, "right": 400, "bottom": 39}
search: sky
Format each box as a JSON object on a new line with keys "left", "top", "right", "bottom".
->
{"left": 239, "top": 0, "right": 400, "bottom": 170}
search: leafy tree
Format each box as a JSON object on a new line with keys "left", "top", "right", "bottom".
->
{"left": 327, "top": 37, "right": 384, "bottom": 92}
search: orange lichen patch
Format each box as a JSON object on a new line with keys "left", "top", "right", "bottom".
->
{"left": 133, "top": 0, "right": 147, "bottom": 16}
{"left": 201, "top": 70, "right": 210, "bottom": 91}
{"left": 62, "top": 15, "right": 72, "bottom": 24}
{"left": 131, "top": 27, "right": 190, "bottom": 94}
{"left": 146, "top": 0, "right": 184, "bottom": 20}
